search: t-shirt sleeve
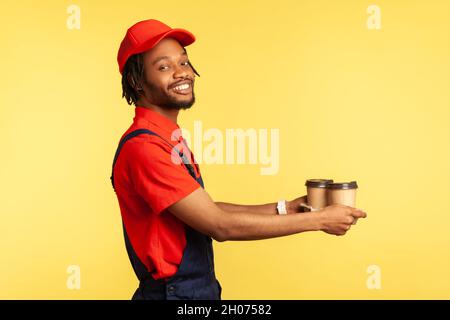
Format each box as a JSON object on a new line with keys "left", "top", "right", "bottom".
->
{"left": 126, "top": 140, "right": 201, "bottom": 215}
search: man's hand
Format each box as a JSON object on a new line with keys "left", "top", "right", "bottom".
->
{"left": 287, "top": 195, "right": 308, "bottom": 213}
{"left": 316, "top": 204, "right": 367, "bottom": 236}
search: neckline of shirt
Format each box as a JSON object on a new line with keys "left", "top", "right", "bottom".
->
{"left": 134, "top": 106, "right": 183, "bottom": 142}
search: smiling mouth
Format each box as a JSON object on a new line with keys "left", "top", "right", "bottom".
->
{"left": 171, "top": 82, "right": 192, "bottom": 95}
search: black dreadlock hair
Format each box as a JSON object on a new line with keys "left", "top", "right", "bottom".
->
{"left": 121, "top": 49, "right": 200, "bottom": 106}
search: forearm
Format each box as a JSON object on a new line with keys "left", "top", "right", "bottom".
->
{"left": 215, "top": 197, "right": 307, "bottom": 215}
{"left": 217, "top": 210, "right": 322, "bottom": 241}
{"left": 215, "top": 201, "right": 278, "bottom": 215}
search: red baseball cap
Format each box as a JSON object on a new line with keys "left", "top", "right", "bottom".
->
{"left": 117, "top": 19, "right": 196, "bottom": 74}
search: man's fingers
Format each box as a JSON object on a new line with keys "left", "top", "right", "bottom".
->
{"left": 351, "top": 209, "right": 367, "bottom": 219}
{"left": 345, "top": 216, "right": 354, "bottom": 224}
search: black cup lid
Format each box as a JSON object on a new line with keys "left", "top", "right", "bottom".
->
{"left": 305, "top": 179, "right": 334, "bottom": 188}
{"left": 327, "top": 181, "right": 358, "bottom": 190}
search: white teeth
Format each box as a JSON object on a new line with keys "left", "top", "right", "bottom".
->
{"left": 174, "top": 83, "right": 190, "bottom": 91}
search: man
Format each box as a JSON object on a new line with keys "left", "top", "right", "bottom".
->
{"left": 111, "top": 19, "right": 367, "bottom": 300}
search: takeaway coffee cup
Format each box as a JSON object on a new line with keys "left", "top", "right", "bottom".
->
{"left": 326, "top": 181, "right": 358, "bottom": 207}
{"left": 305, "top": 179, "right": 334, "bottom": 210}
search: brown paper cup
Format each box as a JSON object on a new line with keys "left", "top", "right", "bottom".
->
{"left": 305, "top": 179, "right": 333, "bottom": 210}
{"left": 326, "top": 181, "right": 358, "bottom": 207}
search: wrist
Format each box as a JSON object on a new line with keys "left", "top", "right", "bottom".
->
{"left": 313, "top": 209, "right": 325, "bottom": 231}
{"left": 276, "top": 199, "right": 288, "bottom": 215}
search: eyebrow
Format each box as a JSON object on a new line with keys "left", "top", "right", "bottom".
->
{"left": 152, "top": 51, "right": 187, "bottom": 65}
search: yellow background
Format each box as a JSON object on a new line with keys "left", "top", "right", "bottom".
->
{"left": 1, "top": 0, "right": 449, "bottom": 299}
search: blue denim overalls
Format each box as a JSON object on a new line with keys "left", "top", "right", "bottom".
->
{"left": 111, "top": 129, "right": 222, "bottom": 300}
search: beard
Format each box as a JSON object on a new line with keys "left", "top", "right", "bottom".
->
{"left": 160, "top": 92, "right": 195, "bottom": 110}
{"left": 145, "top": 79, "right": 196, "bottom": 110}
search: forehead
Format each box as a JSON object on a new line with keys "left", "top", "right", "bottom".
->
{"left": 143, "top": 38, "right": 186, "bottom": 61}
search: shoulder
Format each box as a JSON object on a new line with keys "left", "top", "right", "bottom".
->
{"left": 121, "top": 133, "right": 172, "bottom": 160}
{"left": 116, "top": 125, "right": 185, "bottom": 167}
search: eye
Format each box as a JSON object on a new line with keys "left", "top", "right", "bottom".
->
{"left": 181, "top": 61, "right": 190, "bottom": 66}
{"left": 159, "top": 65, "right": 169, "bottom": 71}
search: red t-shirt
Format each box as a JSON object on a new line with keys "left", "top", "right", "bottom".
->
{"left": 113, "top": 106, "right": 202, "bottom": 280}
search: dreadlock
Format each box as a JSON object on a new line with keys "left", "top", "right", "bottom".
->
{"left": 121, "top": 48, "right": 201, "bottom": 106}
{"left": 121, "top": 54, "right": 144, "bottom": 106}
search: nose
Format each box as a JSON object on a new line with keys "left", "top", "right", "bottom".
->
{"left": 173, "top": 64, "right": 189, "bottom": 79}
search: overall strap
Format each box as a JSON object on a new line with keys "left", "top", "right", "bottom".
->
{"left": 111, "top": 128, "right": 196, "bottom": 191}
